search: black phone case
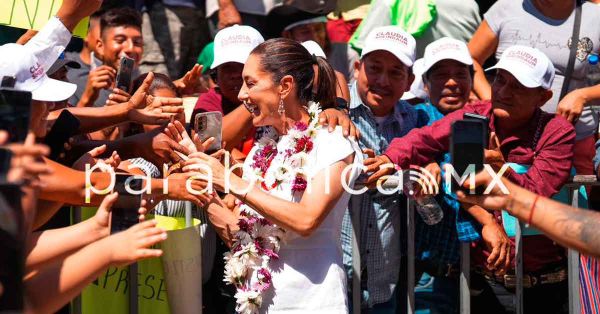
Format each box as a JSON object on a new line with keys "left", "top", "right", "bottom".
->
{"left": 0, "top": 88, "right": 32, "bottom": 143}
{"left": 110, "top": 174, "right": 143, "bottom": 234}
{"left": 43, "top": 110, "right": 81, "bottom": 162}
{"left": 450, "top": 119, "right": 485, "bottom": 193}
{"left": 116, "top": 57, "right": 135, "bottom": 93}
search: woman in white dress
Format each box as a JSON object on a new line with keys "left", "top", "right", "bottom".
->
{"left": 183, "top": 38, "right": 362, "bottom": 313}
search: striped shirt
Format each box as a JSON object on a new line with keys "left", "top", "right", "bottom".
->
{"left": 340, "top": 82, "right": 425, "bottom": 307}
{"left": 128, "top": 158, "right": 216, "bottom": 283}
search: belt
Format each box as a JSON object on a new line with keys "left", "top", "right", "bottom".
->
{"left": 477, "top": 268, "right": 567, "bottom": 289}
{"left": 418, "top": 261, "right": 460, "bottom": 278}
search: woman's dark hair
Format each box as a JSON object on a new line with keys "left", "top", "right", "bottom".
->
{"left": 132, "top": 72, "right": 181, "bottom": 97}
{"left": 250, "top": 38, "right": 337, "bottom": 109}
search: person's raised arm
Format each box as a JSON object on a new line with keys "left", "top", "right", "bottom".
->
{"left": 217, "top": 0, "right": 242, "bottom": 30}
{"left": 24, "top": 217, "right": 166, "bottom": 314}
{"left": 458, "top": 172, "right": 600, "bottom": 258}
{"left": 468, "top": 20, "right": 498, "bottom": 101}
{"left": 184, "top": 151, "right": 355, "bottom": 237}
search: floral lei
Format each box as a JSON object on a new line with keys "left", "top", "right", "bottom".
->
{"left": 223, "top": 102, "right": 322, "bottom": 314}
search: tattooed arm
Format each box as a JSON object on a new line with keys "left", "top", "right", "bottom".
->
{"left": 457, "top": 172, "right": 600, "bottom": 257}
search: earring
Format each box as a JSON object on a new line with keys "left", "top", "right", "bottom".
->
{"left": 278, "top": 98, "right": 285, "bottom": 115}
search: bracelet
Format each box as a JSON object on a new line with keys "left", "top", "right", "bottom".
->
{"left": 525, "top": 195, "right": 540, "bottom": 227}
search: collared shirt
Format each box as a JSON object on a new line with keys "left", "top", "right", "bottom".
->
{"left": 385, "top": 100, "right": 576, "bottom": 272}
{"left": 341, "top": 82, "right": 425, "bottom": 307}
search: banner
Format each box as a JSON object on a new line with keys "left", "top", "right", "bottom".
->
{"left": 0, "top": 0, "right": 89, "bottom": 38}
{"left": 76, "top": 208, "right": 202, "bottom": 314}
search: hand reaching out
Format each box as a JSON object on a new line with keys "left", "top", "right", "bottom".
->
{"left": 107, "top": 219, "right": 167, "bottom": 267}
{"left": 127, "top": 72, "right": 185, "bottom": 125}
{"left": 173, "top": 64, "right": 204, "bottom": 96}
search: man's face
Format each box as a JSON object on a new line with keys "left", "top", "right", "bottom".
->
{"left": 424, "top": 60, "right": 472, "bottom": 114}
{"left": 97, "top": 26, "right": 143, "bottom": 70}
{"left": 30, "top": 100, "right": 54, "bottom": 138}
{"left": 491, "top": 69, "right": 552, "bottom": 124}
{"left": 285, "top": 23, "right": 327, "bottom": 49}
{"left": 217, "top": 62, "right": 244, "bottom": 104}
{"left": 354, "top": 51, "right": 414, "bottom": 115}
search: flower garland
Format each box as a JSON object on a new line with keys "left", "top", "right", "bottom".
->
{"left": 224, "top": 102, "right": 322, "bottom": 314}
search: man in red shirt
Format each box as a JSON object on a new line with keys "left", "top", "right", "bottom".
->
{"left": 366, "top": 45, "right": 576, "bottom": 312}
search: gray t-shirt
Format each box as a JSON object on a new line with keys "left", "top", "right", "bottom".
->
{"left": 65, "top": 51, "right": 111, "bottom": 107}
{"left": 485, "top": 0, "right": 600, "bottom": 140}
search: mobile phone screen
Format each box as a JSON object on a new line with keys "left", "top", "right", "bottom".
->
{"left": 450, "top": 119, "right": 485, "bottom": 192}
{"left": 110, "top": 174, "right": 143, "bottom": 234}
{"left": 0, "top": 88, "right": 32, "bottom": 143}
{"left": 194, "top": 111, "right": 223, "bottom": 154}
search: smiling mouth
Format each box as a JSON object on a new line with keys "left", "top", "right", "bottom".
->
{"left": 243, "top": 101, "right": 261, "bottom": 116}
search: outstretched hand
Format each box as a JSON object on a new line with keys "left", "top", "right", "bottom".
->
{"left": 127, "top": 72, "right": 185, "bottom": 125}
{"left": 174, "top": 64, "right": 204, "bottom": 96}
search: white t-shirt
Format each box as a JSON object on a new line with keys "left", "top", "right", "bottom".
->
{"left": 485, "top": 0, "right": 600, "bottom": 139}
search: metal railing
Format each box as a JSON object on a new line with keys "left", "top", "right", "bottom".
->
{"left": 351, "top": 176, "right": 599, "bottom": 314}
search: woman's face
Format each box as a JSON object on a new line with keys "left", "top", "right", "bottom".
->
{"left": 143, "top": 87, "right": 183, "bottom": 133}
{"left": 238, "top": 54, "right": 283, "bottom": 128}
{"left": 30, "top": 100, "right": 53, "bottom": 138}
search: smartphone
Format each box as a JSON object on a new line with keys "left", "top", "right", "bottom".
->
{"left": 110, "top": 174, "right": 143, "bottom": 234}
{"left": 464, "top": 112, "right": 489, "bottom": 148}
{"left": 43, "top": 110, "right": 81, "bottom": 162}
{"left": 115, "top": 56, "right": 135, "bottom": 93}
{"left": 194, "top": 111, "right": 222, "bottom": 154}
{"left": 0, "top": 88, "right": 32, "bottom": 143}
{"left": 450, "top": 119, "right": 485, "bottom": 193}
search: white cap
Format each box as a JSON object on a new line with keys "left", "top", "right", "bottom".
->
{"left": 301, "top": 40, "right": 326, "bottom": 58}
{"left": 422, "top": 37, "right": 472, "bottom": 74}
{"left": 401, "top": 58, "right": 428, "bottom": 100}
{"left": 361, "top": 26, "right": 416, "bottom": 67}
{"left": 211, "top": 25, "right": 265, "bottom": 69}
{"left": 0, "top": 44, "right": 76, "bottom": 102}
{"left": 486, "top": 45, "right": 555, "bottom": 89}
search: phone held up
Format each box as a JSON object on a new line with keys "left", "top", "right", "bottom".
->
{"left": 194, "top": 111, "right": 223, "bottom": 154}
{"left": 450, "top": 117, "right": 486, "bottom": 193}
{"left": 115, "top": 56, "right": 135, "bottom": 93}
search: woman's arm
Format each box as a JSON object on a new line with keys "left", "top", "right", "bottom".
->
{"left": 557, "top": 84, "right": 600, "bottom": 123}
{"left": 227, "top": 156, "right": 354, "bottom": 237}
{"left": 468, "top": 20, "right": 498, "bottom": 101}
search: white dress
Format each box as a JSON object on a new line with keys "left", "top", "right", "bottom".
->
{"left": 241, "top": 127, "right": 363, "bottom": 314}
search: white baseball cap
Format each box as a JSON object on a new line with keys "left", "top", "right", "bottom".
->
{"left": 211, "top": 25, "right": 265, "bottom": 69}
{"left": 361, "top": 26, "right": 416, "bottom": 67}
{"left": 486, "top": 45, "right": 555, "bottom": 89}
{"left": 301, "top": 40, "right": 326, "bottom": 58}
{"left": 422, "top": 37, "right": 472, "bottom": 74}
{"left": 0, "top": 44, "right": 76, "bottom": 102}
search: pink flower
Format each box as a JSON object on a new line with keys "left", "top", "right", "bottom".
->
{"left": 292, "top": 176, "right": 307, "bottom": 191}
{"left": 294, "top": 122, "right": 308, "bottom": 131}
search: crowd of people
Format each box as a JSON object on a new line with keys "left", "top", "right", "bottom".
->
{"left": 1, "top": 0, "right": 600, "bottom": 313}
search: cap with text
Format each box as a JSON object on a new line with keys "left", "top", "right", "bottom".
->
{"left": 422, "top": 37, "right": 472, "bottom": 74}
{"left": 211, "top": 25, "right": 265, "bottom": 69}
{"left": 0, "top": 44, "right": 76, "bottom": 102}
{"left": 361, "top": 26, "right": 416, "bottom": 67}
{"left": 486, "top": 45, "right": 555, "bottom": 89}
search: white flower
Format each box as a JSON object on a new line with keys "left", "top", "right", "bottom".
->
{"left": 236, "top": 230, "right": 253, "bottom": 246}
{"left": 235, "top": 289, "right": 262, "bottom": 314}
{"left": 223, "top": 256, "right": 247, "bottom": 286}
{"left": 257, "top": 136, "right": 277, "bottom": 148}
{"left": 287, "top": 128, "right": 303, "bottom": 140}
{"left": 287, "top": 152, "right": 309, "bottom": 168}
{"left": 235, "top": 242, "right": 262, "bottom": 267}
